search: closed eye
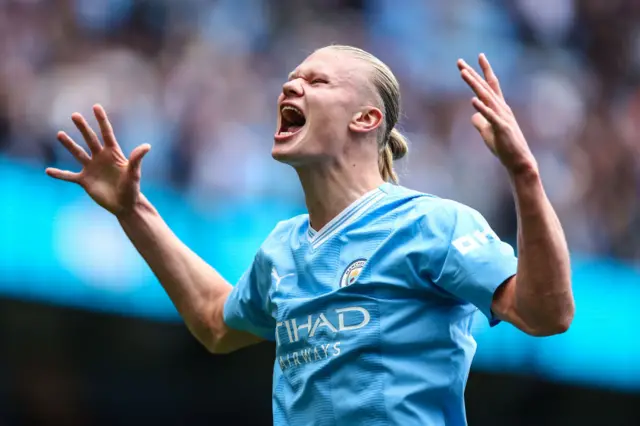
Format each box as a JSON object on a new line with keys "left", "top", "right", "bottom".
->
{"left": 311, "top": 79, "right": 328, "bottom": 85}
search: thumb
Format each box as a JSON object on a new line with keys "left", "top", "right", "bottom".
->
{"left": 471, "top": 113, "right": 494, "bottom": 142}
{"left": 471, "top": 113, "right": 487, "bottom": 133}
{"left": 128, "top": 143, "right": 151, "bottom": 180}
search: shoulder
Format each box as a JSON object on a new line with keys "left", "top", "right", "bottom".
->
{"left": 381, "top": 184, "right": 482, "bottom": 232}
{"left": 259, "top": 214, "right": 308, "bottom": 252}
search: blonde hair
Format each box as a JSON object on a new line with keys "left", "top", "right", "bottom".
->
{"left": 325, "top": 45, "right": 409, "bottom": 183}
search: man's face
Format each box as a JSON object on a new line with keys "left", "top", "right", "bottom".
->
{"left": 272, "top": 48, "right": 376, "bottom": 166}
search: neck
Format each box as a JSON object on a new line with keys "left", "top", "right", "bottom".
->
{"left": 296, "top": 160, "right": 385, "bottom": 231}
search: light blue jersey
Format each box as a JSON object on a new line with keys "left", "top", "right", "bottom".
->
{"left": 224, "top": 183, "right": 518, "bottom": 426}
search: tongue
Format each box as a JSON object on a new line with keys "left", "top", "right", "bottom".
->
{"left": 283, "top": 125, "right": 302, "bottom": 134}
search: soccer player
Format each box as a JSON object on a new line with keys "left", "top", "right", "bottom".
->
{"left": 46, "top": 46, "right": 574, "bottom": 425}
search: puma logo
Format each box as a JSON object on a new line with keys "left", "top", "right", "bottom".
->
{"left": 272, "top": 268, "right": 295, "bottom": 291}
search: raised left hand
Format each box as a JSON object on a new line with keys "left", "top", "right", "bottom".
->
{"left": 458, "top": 54, "right": 538, "bottom": 176}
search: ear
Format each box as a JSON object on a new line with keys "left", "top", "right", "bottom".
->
{"left": 349, "top": 107, "right": 384, "bottom": 134}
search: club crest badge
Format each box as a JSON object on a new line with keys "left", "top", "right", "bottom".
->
{"left": 340, "top": 259, "right": 367, "bottom": 288}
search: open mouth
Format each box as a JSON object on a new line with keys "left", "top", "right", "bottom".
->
{"left": 276, "top": 105, "right": 306, "bottom": 139}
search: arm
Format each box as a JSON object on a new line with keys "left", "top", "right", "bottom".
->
{"left": 492, "top": 169, "right": 574, "bottom": 336}
{"left": 45, "top": 104, "right": 261, "bottom": 353}
{"left": 458, "top": 55, "right": 574, "bottom": 336}
{"left": 118, "top": 195, "right": 263, "bottom": 353}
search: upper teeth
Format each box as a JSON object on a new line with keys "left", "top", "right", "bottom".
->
{"left": 281, "top": 105, "right": 303, "bottom": 116}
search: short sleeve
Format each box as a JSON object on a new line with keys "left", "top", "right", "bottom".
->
{"left": 420, "top": 201, "right": 518, "bottom": 325}
{"left": 223, "top": 250, "right": 276, "bottom": 341}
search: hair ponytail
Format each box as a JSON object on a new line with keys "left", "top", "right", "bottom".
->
{"left": 379, "top": 128, "right": 408, "bottom": 183}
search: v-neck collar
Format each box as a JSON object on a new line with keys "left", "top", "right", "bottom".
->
{"left": 306, "top": 185, "right": 387, "bottom": 249}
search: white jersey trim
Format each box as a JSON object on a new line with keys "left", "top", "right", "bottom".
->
{"left": 307, "top": 186, "right": 385, "bottom": 249}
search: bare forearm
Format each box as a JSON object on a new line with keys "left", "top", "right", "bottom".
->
{"left": 511, "top": 168, "right": 574, "bottom": 332}
{"left": 117, "top": 194, "right": 232, "bottom": 348}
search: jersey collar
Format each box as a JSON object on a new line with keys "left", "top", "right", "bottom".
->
{"left": 306, "top": 185, "right": 386, "bottom": 249}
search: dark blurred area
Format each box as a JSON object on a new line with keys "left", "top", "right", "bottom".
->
{"left": 0, "top": 299, "right": 275, "bottom": 426}
{"left": 1, "top": 0, "right": 639, "bottom": 424}
{"left": 1, "top": 299, "right": 639, "bottom": 426}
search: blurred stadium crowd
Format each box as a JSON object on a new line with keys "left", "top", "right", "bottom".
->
{"left": 1, "top": 0, "right": 639, "bottom": 261}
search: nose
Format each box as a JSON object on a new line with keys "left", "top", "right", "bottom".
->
{"left": 282, "top": 79, "right": 303, "bottom": 98}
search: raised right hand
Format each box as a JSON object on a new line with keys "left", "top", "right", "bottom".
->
{"left": 45, "top": 104, "right": 151, "bottom": 217}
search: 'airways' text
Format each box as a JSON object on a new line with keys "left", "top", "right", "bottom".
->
{"left": 279, "top": 342, "right": 341, "bottom": 371}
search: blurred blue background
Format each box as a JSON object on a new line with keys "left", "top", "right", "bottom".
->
{"left": 1, "top": 0, "right": 639, "bottom": 425}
